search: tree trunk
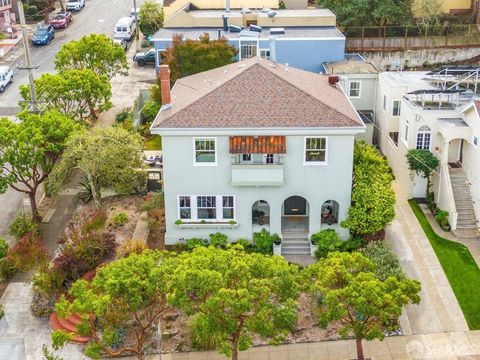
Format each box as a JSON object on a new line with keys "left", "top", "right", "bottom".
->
{"left": 88, "top": 174, "right": 101, "bottom": 209}
{"left": 231, "top": 340, "right": 238, "bottom": 360}
{"left": 28, "top": 190, "right": 41, "bottom": 223}
{"left": 356, "top": 338, "right": 365, "bottom": 360}
{"left": 58, "top": 0, "right": 65, "bottom": 11}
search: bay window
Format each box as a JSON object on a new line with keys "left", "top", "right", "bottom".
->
{"left": 177, "top": 195, "right": 236, "bottom": 222}
{"left": 197, "top": 196, "right": 216, "bottom": 219}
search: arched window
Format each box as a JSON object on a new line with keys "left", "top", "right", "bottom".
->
{"left": 416, "top": 126, "right": 431, "bottom": 150}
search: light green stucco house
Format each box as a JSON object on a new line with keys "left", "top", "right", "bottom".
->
{"left": 151, "top": 58, "right": 365, "bottom": 254}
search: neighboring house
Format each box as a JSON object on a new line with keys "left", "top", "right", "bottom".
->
{"left": 0, "top": 0, "right": 13, "bottom": 30}
{"left": 151, "top": 3, "right": 345, "bottom": 73}
{"left": 162, "top": 0, "right": 279, "bottom": 18}
{"left": 150, "top": 58, "right": 365, "bottom": 254}
{"left": 375, "top": 67, "right": 480, "bottom": 233}
{"left": 412, "top": 0, "right": 472, "bottom": 15}
{"left": 325, "top": 55, "right": 379, "bottom": 144}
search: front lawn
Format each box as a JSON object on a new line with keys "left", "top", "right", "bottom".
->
{"left": 144, "top": 135, "right": 162, "bottom": 150}
{"left": 408, "top": 199, "right": 480, "bottom": 329}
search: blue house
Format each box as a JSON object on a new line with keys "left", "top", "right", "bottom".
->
{"left": 151, "top": 4, "right": 346, "bottom": 73}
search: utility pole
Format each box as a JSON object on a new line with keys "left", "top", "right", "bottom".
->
{"left": 133, "top": 0, "right": 140, "bottom": 51}
{"left": 17, "top": 0, "right": 39, "bottom": 113}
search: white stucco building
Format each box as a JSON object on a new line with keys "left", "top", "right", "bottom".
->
{"left": 151, "top": 58, "right": 365, "bottom": 254}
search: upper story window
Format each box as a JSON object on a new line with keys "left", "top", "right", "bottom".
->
{"left": 392, "top": 100, "right": 401, "bottom": 117}
{"left": 304, "top": 137, "right": 327, "bottom": 164}
{"left": 416, "top": 125, "right": 431, "bottom": 150}
{"left": 349, "top": 81, "right": 361, "bottom": 98}
{"left": 383, "top": 95, "right": 387, "bottom": 111}
{"left": 194, "top": 138, "right": 216, "bottom": 165}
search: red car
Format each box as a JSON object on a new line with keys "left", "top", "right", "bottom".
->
{"left": 50, "top": 12, "right": 73, "bottom": 29}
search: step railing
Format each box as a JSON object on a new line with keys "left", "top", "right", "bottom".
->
{"left": 438, "top": 163, "right": 458, "bottom": 230}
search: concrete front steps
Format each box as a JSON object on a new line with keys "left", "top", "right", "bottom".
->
{"left": 449, "top": 168, "right": 478, "bottom": 230}
{"left": 281, "top": 231, "right": 310, "bottom": 255}
{"left": 49, "top": 312, "right": 90, "bottom": 344}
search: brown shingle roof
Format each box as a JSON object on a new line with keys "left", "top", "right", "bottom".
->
{"left": 229, "top": 136, "right": 286, "bottom": 154}
{"left": 152, "top": 58, "right": 364, "bottom": 130}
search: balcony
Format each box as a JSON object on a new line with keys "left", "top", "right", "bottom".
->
{"left": 0, "top": 0, "right": 12, "bottom": 11}
{"left": 231, "top": 163, "right": 284, "bottom": 187}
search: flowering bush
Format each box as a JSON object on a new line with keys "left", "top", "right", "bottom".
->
{"left": 6, "top": 232, "right": 48, "bottom": 272}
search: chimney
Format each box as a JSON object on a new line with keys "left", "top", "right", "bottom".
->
{"left": 268, "top": 37, "right": 276, "bottom": 62}
{"left": 159, "top": 65, "right": 171, "bottom": 106}
{"left": 226, "top": 0, "right": 230, "bottom": 12}
{"left": 222, "top": 15, "right": 228, "bottom": 31}
{"left": 328, "top": 75, "right": 340, "bottom": 87}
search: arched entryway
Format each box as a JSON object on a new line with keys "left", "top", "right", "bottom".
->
{"left": 321, "top": 200, "right": 339, "bottom": 225}
{"left": 252, "top": 200, "right": 270, "bottom": 232}
{"left": 281, "top": 196, "right": 309, "bottom": 233}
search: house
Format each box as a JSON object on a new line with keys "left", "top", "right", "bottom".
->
{"left": 375, "top": 66, "right": 480, "bottom": 234}
{"left": 151, "top": 3, "right": 346, "bottom": 73}
{"left": 412, "top": 0, "right": 473, "bottom": 15}
{"left": 150, "top": 58, "right": 366, "bottom": 254}
{"left": 325, "top": 55, "right": 379, "bottom": 144}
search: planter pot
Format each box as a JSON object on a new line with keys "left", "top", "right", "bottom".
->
{"left": 310, "top": 243, "right": 318, "bottom": 257}
{"left": 273, "top": 243, "right": 282, "bottom": 256}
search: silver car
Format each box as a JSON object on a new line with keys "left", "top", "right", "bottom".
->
{"left": 0, "top": 66, "right": 13, "bottom": 93}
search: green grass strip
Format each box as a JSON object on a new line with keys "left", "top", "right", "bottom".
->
{"left": 144, "top": 135, "right": 162, "bottom": 151}
{"left": 408, "top": 199, "right": 480, "bottom": 329}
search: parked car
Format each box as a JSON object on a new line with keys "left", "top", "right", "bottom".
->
{"left": 32, "top": 25, "right": 55, "bottom": 45}
{"left": 66, "top": 0, "right": 85, "bottom": 11}
{"left": 129, "top": 7, "right": 139, "bottom": 18}
{"left": 50, "top": 11, "right": 73, "bottom": 28}
{"left": 113, "top": 38, "right": 128, "bottom": 52}
{"left": 0, "top": 66, "right": 14, "bottom": 93}
{"left": 133, "top": 49, "right": 156, "bottom": 66}
{"left": 114, "top": 17, "right": 136, "bottom": 41}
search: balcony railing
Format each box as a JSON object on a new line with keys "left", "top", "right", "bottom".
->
{"left": 230, "top": 154, "right": 284, "bottom": 165}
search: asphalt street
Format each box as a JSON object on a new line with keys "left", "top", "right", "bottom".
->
{"left": 0, "top": 0, "right": 144, "bottom": 239}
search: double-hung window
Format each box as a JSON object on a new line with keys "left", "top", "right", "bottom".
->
{"left": 392, "top": 100, "right": 401, "bottom": 117}
{"left": 197, "top": 196, "right": 216, "bottom": 219}
{"left": 304, "top": 137, "right": 327, "bottom": 164}
{"left": 349, "top": 81, "right": 361, "bottom": 98}
{"left": 194, "top": 138, "right": 216, "bottom": 165}
{"left": 222, "top": 196, "right": 234, "bottom": 219}
{"left": 178, "top": 196, "right": 191, "bottom": 219}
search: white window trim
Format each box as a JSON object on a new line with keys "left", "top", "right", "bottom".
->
{"left": 392, "top": 99, "right": 401, "bottom": 117}
{"left": 259, "top": 48, "right": 270, "bottom": 59}
{"left": 193, "top": 137, "right": 217, "bottom": 166}
{"left": 176, "top": 195, "right": 236, "bottom": 222}
{"left": 348, "top": 81, "right": 361, "bottom": 99}
{"left": 303, "top": 136, "right": 328, "bottom": 166}
{"left": 416, "top": 130, "right": 432, "bottom": 150}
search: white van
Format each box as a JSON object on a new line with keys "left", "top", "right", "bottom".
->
{"left": 114, "top": 17, "right": 136, "bottom": 41}
{"left": 129, "top": 7, "right": 139, "bottom": 18}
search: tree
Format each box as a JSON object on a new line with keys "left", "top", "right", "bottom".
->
{"left": 0, "top": 111, "right": 79, "bottom": 221}
{"left": 19, "top": 69, "right": 112, "bottom": 122}
{"left": 306, "top": 252, "right": 421, "bottom": 360}
{"left": 341, "top": 141, "right": 396, "bottom": 236}
{"left": 138, "top": 0, "right": 164, "bottom": 37}
{"left": 47, "top": 127, "right": 146, "bottom": 208}
{"left": 54, "top": 251, "right": 168, "bottom": 359}
{"left": 163, "top": 246, "right": 300, "bottom": 360}
{"left": 163, "top": 33, "right": 237, "bottom": 82}
{"left": 316, "top": 0, "right": 413, "bottom": 27}
{"left": 405, "top": 149, "right": 439, "bottom": 198}
{"left": 54, "top": 34, "right": 128, "bottom": 79}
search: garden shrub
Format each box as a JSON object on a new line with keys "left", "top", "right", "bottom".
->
{"left": 342, "top": 236, "right": 364, "bottom": 251}
{"left": 209, "top": 232, "right": 228, "bottom": 248}
{"left": 0, "top": 258, "right": 17, "bottom": 280}
{"left": 312, "top": 229, "right": 343, "bottom": 259}
{"left": 6, "top": 232, "right": 48, "bottom": 272}
{"left": 0, "top": 238, "right": 8, "bottom": 259}
{"left": 252, "top": 229, "right": 276, "bottom": 255}
{"left": 32, "top": 265, "right": 65, "bottom": 297}
{"left": 9, "top": 214, "right": 37, "bottom": 240}
{"left": 141, "top": 100, "right": 161, "bottom": 124}
{"left": 116, "top": 108, "right": 133, "bottom": 123}
{"left": 81, "top": 210, "right": 107, "bottom": 234}
{"left": 234, "top": 238, "right": 252, "bottom": 251}
{"left": 360, "top": 241, "right": 405, "bottom": 281}
{"left": 112, "top": 212, "right": 128, "bottom": 226}
{"left": 435, "top": 209, "right": 450, "bottom": 230}
{"left": 172, "top": 242, "right": 189, "bottom": 253}
{"left": 186, "top": 238, "right": 207, "bottom": 251}
{"left": 116, "top": 239, "right": 148, "bottom": 258}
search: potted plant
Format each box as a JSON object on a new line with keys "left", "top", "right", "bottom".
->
{"left": 272, "top": 233, "right": 282, "bottom": 256}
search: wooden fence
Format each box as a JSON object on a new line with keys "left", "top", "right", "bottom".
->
{"left": 344, "top": 25, "right": 480, "bottom": 52}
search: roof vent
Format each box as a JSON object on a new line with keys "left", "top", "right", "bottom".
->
{"left": 229, "top": 25, "right": 242, "bottom": 32}
{"left": 267, "top": 10, "right": 277, "bottom": 18}
{"left": 249, "top": 24, "right": 262, "bottom": 32}
{"left": 270, "top": 27, "right": 284, "bottom": 35}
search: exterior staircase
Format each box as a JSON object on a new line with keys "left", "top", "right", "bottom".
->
{"left": 49, "top": 312, "right": 90, "bottom": 344}
{"left": 281, "top": 231, "right": 310, "bottom": 255}
{"left": 449, "top": 167, "right": 478, "bottom": 230}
